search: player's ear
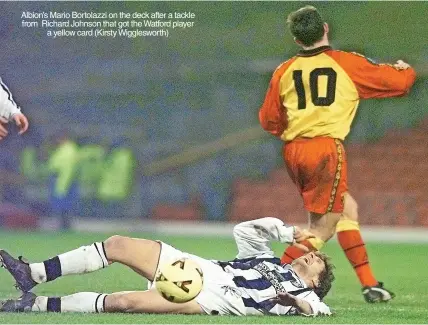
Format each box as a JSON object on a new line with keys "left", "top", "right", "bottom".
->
{"left": 312, "top": 277, "right": 320, "bottom": 289}
{"left": 294, "top": 37, "right": 302, "bottom": 46}
{"left": 324, "top": 23, "right": 329, "bottom": 35}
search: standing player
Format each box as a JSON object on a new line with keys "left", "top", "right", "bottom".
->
{"left": 0, "top": 218, "right": 334, "bottom": 316}
{"left": 259, "top": 6, "right": 416, "bottom": 302}
{"left": 0, "top": 77, "right": 29, "bottom": 140}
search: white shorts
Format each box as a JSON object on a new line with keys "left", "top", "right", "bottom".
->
{"left": 148, "top": 241, "right": 246, "bottom": 316}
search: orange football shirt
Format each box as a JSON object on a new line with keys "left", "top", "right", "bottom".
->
{"left": 259, "top": 46, "right": 417, "bottom": 141}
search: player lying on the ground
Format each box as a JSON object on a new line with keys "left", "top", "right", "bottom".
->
{"left": 0, "top": 217, "right": 334, "bottom": 316}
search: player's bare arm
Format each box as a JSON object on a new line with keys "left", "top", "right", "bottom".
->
{"left": 272, "top": 292, "right": 313, "bottom": 315}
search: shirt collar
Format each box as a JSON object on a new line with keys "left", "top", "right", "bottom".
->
{"left": 297, "top": 45, "right": 332, "bottom": 57}
{"left": 287, "top": 264, "right": 309, "bottom": 288}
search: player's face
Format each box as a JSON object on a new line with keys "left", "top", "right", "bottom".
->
{"left": 291, "top": 252, "right": 325, "bottom": 287}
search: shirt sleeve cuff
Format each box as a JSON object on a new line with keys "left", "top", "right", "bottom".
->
{"left": 8, "top": 105, "right": 21, "bottom": 121}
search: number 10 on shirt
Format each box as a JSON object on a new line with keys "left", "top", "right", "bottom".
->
{"left": 292, "top": 68, "right": 337, "bottom": 110}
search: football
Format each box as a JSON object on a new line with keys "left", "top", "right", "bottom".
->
{"left": 155, "top": 258, "right": 204, "bottom": 303}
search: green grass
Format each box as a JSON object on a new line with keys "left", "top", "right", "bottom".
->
{"left": 1, "top": 231, "right": 428, "bottom": 323}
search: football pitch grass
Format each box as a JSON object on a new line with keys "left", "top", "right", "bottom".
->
{"left": 0, "top": 231, "right": 427, "bottom": 324}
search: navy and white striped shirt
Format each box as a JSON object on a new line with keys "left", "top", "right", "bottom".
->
{"left": 216, "top": 256, "right": 314, "bottom": 315}
{"left": 221, "top": 217, "right": 331, "bottom": 316}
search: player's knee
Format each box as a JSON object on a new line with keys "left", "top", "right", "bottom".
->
{"left": 104, "top": 235, "right": 128, "bottom": 250}
{"left": 104, "top": 235, "right": 131, "bottom": 261}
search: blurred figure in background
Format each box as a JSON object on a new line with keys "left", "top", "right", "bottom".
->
{"left": 0, "top": 77, "right": 29, "bottom": 141}
{"left": 47, "top": 132, "right": 80, "bottom": 230}
{"left": 98, "top": 137, "right": 136, "bottom": 218}
{"left": 19, "top": 135, "right": 51, "bottom": 218}
{"left": 76, "top": 136, "right": 106, "bottom": 217}
{"left": 259, "top": 5, "right": 416, "bottom": 302}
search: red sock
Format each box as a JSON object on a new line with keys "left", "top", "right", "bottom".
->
{"left": 281, "top": 240, "right": 316, "bottom": 264}
{"left": 337, "top": 230, "right": 378, "bottom": 287}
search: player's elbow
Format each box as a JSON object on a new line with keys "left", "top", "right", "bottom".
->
{"left": 233, "top": 224, "right": 245, "bottom": 239}
{"left": 233, "top": 222, "right": 255, "bottom": 243}
{"left": 259, "top": 116, "right": 269, "bottom": 132}
{"left": 258, "top": 110, "right": 286, "bottom": 137}
{"left": 259, "top": 120, "right": 285, "bottom": 137}
{"left": 258, "top": 110, "right": 271, "bottom": 131}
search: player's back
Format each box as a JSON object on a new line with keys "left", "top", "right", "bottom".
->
{"left": 278, "top": 47, "right": 359, "bottom": 141}
{"left": 259, "top": 46, "right": 416, "bottom": 142}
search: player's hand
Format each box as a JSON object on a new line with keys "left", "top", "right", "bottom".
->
{"left": 12, "top": 113, "right": 29, "bottom": 135}
{"left": 271, "top": 292, "right": 313, "bottom": 315}
{"left": 0, "top": 117, "right": 8, "bottom": 140}
{"left": 271, "top": 292, "right": 295, "bottom": 306}
{"left": 393, "top": 60, "right": 411, "bottom": 70}
{"left": 293, "top": 226, "right": 315, "bottom": 243}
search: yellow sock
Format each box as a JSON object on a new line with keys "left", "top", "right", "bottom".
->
{"left": 336, "top": 219, "right": 360, "bottom": 232}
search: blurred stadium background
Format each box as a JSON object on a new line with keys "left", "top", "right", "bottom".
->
{"left": 0, "top": 1, "right": 427, "bottom": 233}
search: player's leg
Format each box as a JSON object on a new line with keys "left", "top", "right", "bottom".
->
{"left": 105, "top": 289, "right": 203, "bottom": 314}
{"left": 336, "top": 193, "right": 377, "bottom": 286}
{"left": 281, "top": 138, "right": 344, "bottom": 264}
{"left": 0, "top": 289, "right": 203, "bottom": 314}
{"left": 0, "top": 241, "right": 108, "bottom": 292}
{"left": 336, "top": 192, "right": 395, "bottom": 302}
{"left": 282, "top": 210, "right": 340, "bottom": 263}
{"left": 0, "top": 236, "right": 161, "bottom": 291}
{"left": 308, "top": 211, "right": 341, "bottom": 243}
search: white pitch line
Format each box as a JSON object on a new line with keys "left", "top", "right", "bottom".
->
{"left": 39, "top": 218, "right": 428, "bottom": 243}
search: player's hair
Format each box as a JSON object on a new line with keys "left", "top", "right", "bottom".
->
{"left": 286, "top": 6, "right": 325, "bottom": 47}
{"left": 313, "top": 251, "right": 335, "bottom": 299}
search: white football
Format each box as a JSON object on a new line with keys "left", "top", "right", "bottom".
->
{"left": 155, "top": 258, "right": 204, "bottom": 303}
